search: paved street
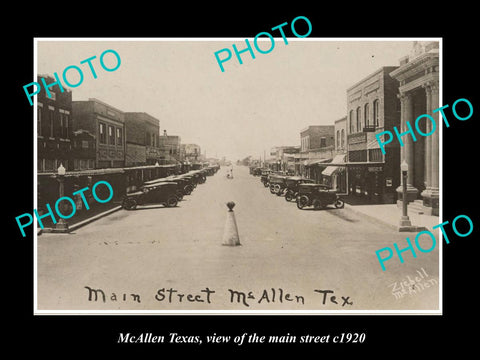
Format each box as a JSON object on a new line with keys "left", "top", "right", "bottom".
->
{"left": 37, "top": 165, "right": 439, "bottom": 312}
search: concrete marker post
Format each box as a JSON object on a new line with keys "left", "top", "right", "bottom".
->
{"left": 222, "top": 201, "right": 241, "bottom": 246}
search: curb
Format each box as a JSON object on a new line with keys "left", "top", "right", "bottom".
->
{"left": 343, "top": 204, "right": 399, "bottom": 231}
{"left": 39, "top": 205, "right": 123, "bottom": 235}
{"left": 69, "top": 205, "right": 123, "bottom": 231}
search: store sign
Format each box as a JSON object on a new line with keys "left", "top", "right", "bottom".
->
{"left": 368, "top": 166, "right": 382, "bottom": 172}
{"left": 348, "top": 133, "right": 367, "bottom": 145}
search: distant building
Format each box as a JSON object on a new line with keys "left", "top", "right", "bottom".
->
{"left": 321, "top": 117, "right": 347, "bottom": 193}
{"left": 158, "top": 131, "right": 182, "bottom": 164}
{"left": 182, "top": 143, "right": 202, "bottom": 163}
{"left": 297, "top": 125, "right": 335, "bottom": 181}
{"left": 37, "top": 75, "right": 73, "bottom": 172}
{"left": 72, "top": 98, "right": 126, "bottom": 169}
{"left": 269, "top": 146, "right": 299, "bottom": 173}
{"left": 124, "top": 112, "right": 161, "bottom": 166}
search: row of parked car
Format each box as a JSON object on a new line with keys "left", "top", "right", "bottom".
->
{"left": 251, "top": 168, "right": 345, "bottom": 210}
{"left": 121, "top": 165, "right": 220, "bottom": 210}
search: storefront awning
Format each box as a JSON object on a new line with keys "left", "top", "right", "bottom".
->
{"left": 322, "top": 154, "right": 346, "bottom": 176}
{"left": 304, "top": 158, "right": 331, "bottom": 167}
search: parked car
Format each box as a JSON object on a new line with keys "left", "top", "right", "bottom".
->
{"left": 122, "top": 182, "right": 179, "bottom": 210}
{"left": 296, "top": 183, "right": 345, "bottom": 210}
{"left": 143, "top": 176, "right": 187, "bottom": 199}
{"left": 268, "top": 175, "right": 288, "bottom": 195}
{"left": 260, "top": 170, "right": 272, "bottom": 187}
{"left": 284, "top": 177, "right": 316, "bottom": 201}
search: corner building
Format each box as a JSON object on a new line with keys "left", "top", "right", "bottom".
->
{"left": 389, "top": 41, "right": 440, "bottom": 216}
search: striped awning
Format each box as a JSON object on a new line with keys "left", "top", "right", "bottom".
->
{"left": 322, "top": 154, "right": 346, "bottom": 176}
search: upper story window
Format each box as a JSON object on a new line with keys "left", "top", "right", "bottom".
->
{"left": 37, "top": 105, "right": 43, "bottom": 136}
{"left": 349, "top": 110, "right": 354, "bottom": 133}
{"left": 99, "top": 122, "right": 106, "bottom": 144}
{"left": 364, "top": 103, "right": 370, "bottom": 127}
{"left": 341, "top": 129, "right": 345, "bottom": 148}
{"left": 108, "top": 125, "right": 115, "bottom": 145}
{"left": 116, "top": 128, "right": 123, "bottom": 145}
{"left": 320, "top": 137, "right": 326, "bottom": 148}
{"left": 356, "top": 107, "right": 361, "bottom": 133}
{"left": 373, "top": 99, "right": 380, "bottom": 127}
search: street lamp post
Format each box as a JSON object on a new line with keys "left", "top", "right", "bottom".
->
{"left": 399, "top": 160, "right": 413, "bottom": 231}
{"left": 55, "top": 163, "right": 69, "bottom": 232}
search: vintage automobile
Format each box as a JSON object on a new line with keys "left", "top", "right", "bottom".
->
{"left": 143, "top": 176, "right": 191, "bottom": 199}
{"left": 296, "top": 183, "right": 345, "bottom": 210}
{"left": 177, "top": 174, "right": 197, "bottom": 192}
{"left": 187, "top": 170, "right": 206, "bottom": 185}
{"left": 268, "top": 174, "right": 288, "bottom": 195}
{"left": 252, "top": 167, "right": 262, "bottom": 176}
{"left": 122, "top": 182, "right": 179, "bottom": 210}
{"left": 284, "top": 177, "right": 316, "bottom": 202}
{"left": 260, "top": 170, "right": 273, "bottom": 187}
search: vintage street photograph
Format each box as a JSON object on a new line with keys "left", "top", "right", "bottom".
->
{"left": 34, "top": 38, "right": 441, "bottom": 314}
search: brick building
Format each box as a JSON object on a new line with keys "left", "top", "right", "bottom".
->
{"left": 124, "top": 112, "right": 161, "bottom": 166}
{"left": 71, "top": 129, "right": 96, "bottom": 170}
{"left": 296, "top": 125, "right": 335, "bottom": 181}
{"left": 37, "top": 75, "right": 73, "bottom": 172}
{"left": 72, "top": 98, "right": 126, "bottom": 169}
{"left": 321, "top": 116, "right": 347, "bottom": 193}
{"left": 346, "top": 66, "right": 401, "bottom": 203}
{"left": 158, "top": 131, "right": 182, "bottom": 164}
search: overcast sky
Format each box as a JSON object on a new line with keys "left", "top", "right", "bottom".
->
{"left": 37, "top": 39, "right": 415, "bottom": 161}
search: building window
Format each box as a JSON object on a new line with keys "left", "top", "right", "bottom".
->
{"left": 116, "top": 128, "right": 123, "bottom": 145}
{"left": 364, "top": 103, "right": 370, "bottom": 128}
{"left": 64, "top": 114, "right": 69, "bottom": 138}
{"left": 341, "top": 129, "right": 345, "bottom": 148}
{"left": 369, "top": 148, "right": 383, "bottom": 162}
{"left": 336, "top": 130, "right": 340, "bottom": 148}
{"left": 109, "top": 125, "right": 115, "bottom": 145}
{"left": 45, "top": 159, "right": 55, "bottom": 171}
{"left": 320, "top": 137, "right": 326, "bottom": 148}
{"left": 82, "top": 140, "right": 89, "bottom": 149}
{"left": 59, "top": 112, "right": 64, "bottom": 138}
{"left": 349, "top": 110, "right": 354, "bottom": 133}
{"left": 49, "top": 109, "right": 54, "bottom": 138}
{"left": 356, "top": 107, "right": 361, "bottom": 133}
{"left": 37, "top": 107, "right": 42, "bottom": 136}
{"left": 99, "top": 122, "right": 106, "bottom": 144}
{"left": 373, "top": 99, "right": 379, "bottom": 127}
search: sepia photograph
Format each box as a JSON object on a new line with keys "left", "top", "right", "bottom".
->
{"left": 32, "top": 38, "right": 442, "bottom": 314}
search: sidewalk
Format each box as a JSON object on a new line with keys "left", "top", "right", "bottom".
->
{"left": 344, "top": 202, "right": 440, "bottom": 232}
{"left": 38, "top": 201, "right": 123, "bottom": 235}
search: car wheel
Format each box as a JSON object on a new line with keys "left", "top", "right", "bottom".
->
{"left": 166, "top": 196, "right": 178, "bottom": 207}
{"left": 184, "top": 185, "right": 193, "bottom": 195}
{"left": 270, "top": 185, "right": 276, "bottom": 194}
{"left": 297, "top": 195, "right": 308, "bottom": 209}
{"left": 175, "top": 191, "right": 184, "bottom": 201}
{"left": 285, "top": 192, "right": 293, "bottom": 202}
{"left": 263, "top": 182, "right": 269, "bottom": 187}
{"left": 334, "top": 199, "right": 345, "bottom": 209}
{"left": 123, "top": 198, "right": 137, "bottom": 210}
{"left": 312, "top": 198, "right": 323, "bottom": 210}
